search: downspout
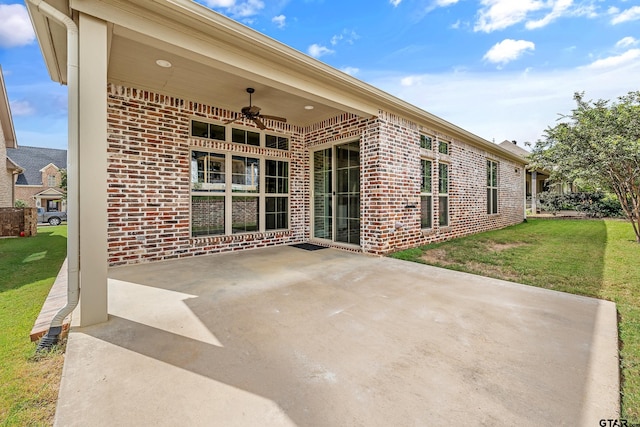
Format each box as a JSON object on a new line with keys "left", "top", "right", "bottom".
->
{"left": 28, "top": 0, "right": 80, "bottom": 351}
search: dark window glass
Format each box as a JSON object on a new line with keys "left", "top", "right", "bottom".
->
{"left": 420, "top": 135, "right": 432, "bottom": 150}
{"left": 266, "top": 135, "right": 289, "bottom": 150}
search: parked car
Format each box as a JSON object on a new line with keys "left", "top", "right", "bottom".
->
{"left": 37, "top": 207, "right": 67, "bottom": 226}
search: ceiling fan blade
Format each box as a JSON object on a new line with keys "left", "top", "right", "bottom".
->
{"left": 260, "top": 114, "right": 287, "bottom": 123}
{"left": 252, "top": 117, "right": 267, "bottom": 130}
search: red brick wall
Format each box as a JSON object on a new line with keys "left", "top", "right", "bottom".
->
{"left": 107, "top": 84, "right": 524, "bottom": 265}
{"left": 362, "top": 111, "right": 525, "bottom": 254}
{"left": 107, "top": 85, "right": 308, "bottom": 265}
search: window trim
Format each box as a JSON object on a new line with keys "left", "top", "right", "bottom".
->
{"left": 190, "top": 118, "right": 290, "bottom": 151}
{"left": 420, "top": 134, "right": 433, "bottom": 151}
{"left": 438, "top": 139, "right": 450, "bottom": 155}
{"left": 190, "top": 148, "right": 290, "bottom": 237}
{"left": 487, "top": 159, "right": 499, "bottom": 215}
{"left": 438, "top": 162, "right": 449, "bottom": 227}
{"left": 420, "top": 158, "right": 433, "bottom": 229}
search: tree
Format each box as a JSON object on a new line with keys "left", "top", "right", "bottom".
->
{"left": 529, "top": 91, "right": 640, "bottom": 242}
{"left": 60, "top": 168, "right": 67, "bottom": 199}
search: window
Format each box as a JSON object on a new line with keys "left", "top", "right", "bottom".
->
{"left": 231, "top": 128, "right": 260, "bottom": 146}
{"left": 266, "top": 134, "right": 289, "bottom": 150}
{"left": 265, "top": 160, "right": 289, "bottom": 230}
{"left": 231, "top": 156, "right": 259, "bottom": 193}
{"left": 420, "top": 159, "right": 432, "bottom": 229}
{"left": 487, "top": 160, "right": 498, "bottom": 214}
{"left": 191, "top": 120, "right": 225, "bottom": 140}
{"left": 420, "top": 135, "right": 432, "bottom": 150}
{"left": 47, "top": 175, "right": 57, "bottom": 187}
{"left": 190, "top": 120, "right": 289, "bottom": 151}
{"left": 191, "top": 152, "right": 225, "bottom": 192}
{"left": 438, "top": 163, "right": 449, "bottom": 226}
{"left": 438, "top": 140, "right": 449, "bottom": 155}
{"left": 190, "top": 150, "right": 289, "bottom": 236}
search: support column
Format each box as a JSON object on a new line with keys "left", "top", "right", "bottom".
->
{"left": 531, "top": 170, "right": 538, "bottom": 215}
{"left": 77, "top": 13, "right": 108, "bottom": 326}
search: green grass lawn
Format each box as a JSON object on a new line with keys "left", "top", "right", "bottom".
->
{"left": 0, "top": 226, "right": 67, "bottom": 426}
{"left": 391, "top": 218, "right": 640, "bottom": 421}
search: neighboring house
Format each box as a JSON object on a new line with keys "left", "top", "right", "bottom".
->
{"left": 27, "top": 0, "right": 526, "bottom": 327}
{"left": 499, "top": 140, "right": 574, "bottom": 213}
{"left": 6, "top": 146, "right": 67, "bottom": 212}
{"left": 0, "top": 66, "right": 23, "bottom": 207}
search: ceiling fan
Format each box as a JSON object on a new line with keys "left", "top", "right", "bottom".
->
{"left": 224, "top": 88, "right": 287, "bottom": 130}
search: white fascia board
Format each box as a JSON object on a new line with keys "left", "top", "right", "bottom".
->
{"left": 71, "top": 0, "right": 526, "bottom": 164}
{"left": 0, "top": 67, "right": 17, "bottom": 147}
{"left": 25, "top": 1, "right": 67, "bottom": 84}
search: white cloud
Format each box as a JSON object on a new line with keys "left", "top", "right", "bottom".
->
{"left": 400, "top": 76, "right": 423, "bottom": 86}
{"left": 330, "top": 30, "right": 359, "bottom": 46}
{"left": 0, "top": 4, "right": 36, "bottom": 48}
{"left": 616, "top": 37, "right": 638, "bottom": 49}
{"left": 308, "top": 44, "right": 334, "bottom": 58}
{"left": 436, "top": 0, "right": 459, "bottom": 6}
{"left": 584, "top": 49, "right": 640, "bottom": 69}
{"left": 202, "top": 0, "right": 264, "bottom": 17}
{"left": 474, "top": 0, "right": 545, "bottom": 33}
{"left": 203, "top": 0, "right": 235, "bottom": 7}
{"left": 341, "top": 67, "right": 360, "bottom": 76}
{"left": 525, "top": 0, "right": 572, "bottom": 29}
{"left": 474, "top": 0, "right": 583, "bottom": 33}
{"left": 370, "top": 56, "right": 640, "bottom": 145}
{"left": 483, "top": 39, "right": 535, "bottom": 66}
{"left": 389, "top": 0, "right": 402, "bottom": 6}
{"left": 272, "top": 14, "right": 286, "bottom": 28}
{"left": 611, "top": 5, "right": 640, "bottom": 24}
{"left": 9, "top": 100, "right": 35, "bottom": 116}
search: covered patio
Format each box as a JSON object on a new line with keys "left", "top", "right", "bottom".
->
{"left": 54, "top": 246, "right": 619, "bottom": 426}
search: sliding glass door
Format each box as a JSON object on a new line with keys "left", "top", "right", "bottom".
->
{"left": 312, "top": 141, "right": 360, "bottom": 245}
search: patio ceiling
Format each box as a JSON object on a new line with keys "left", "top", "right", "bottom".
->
{"left": 106, "top": 28, "right": 347, "bottom": 127}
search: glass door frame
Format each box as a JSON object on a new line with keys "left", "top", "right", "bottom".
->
{"left": 310, "top": 139, "right": 361, "bottom": 248}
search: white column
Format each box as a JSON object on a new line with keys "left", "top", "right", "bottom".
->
{"left": 77, "top": 13, "right": 108, "bottom": 326}
{"left": 531, "top": 170, "right": 538, "bottom": 214}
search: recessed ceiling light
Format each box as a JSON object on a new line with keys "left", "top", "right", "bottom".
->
{"left": 155, "top": 59, "right": 172, "bottom": 68}
{"left": 304, "top": 105, "right": 314, "bottom": 110}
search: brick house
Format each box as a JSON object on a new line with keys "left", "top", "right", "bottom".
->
{"left": 27, "top": 0, "right": 526, "bottom": 326}
{"left": 7, "top": 146, "right": 67, "bottom": 212}
{"left": 0, "top": 66, "right": 22, "bottom": 207}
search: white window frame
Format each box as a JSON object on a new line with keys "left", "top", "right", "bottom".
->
{"left": 487, "top": 159, "right": 499, "bottom": 215}
{"left": 438, "top": 139, "right": 450, "bottom": 155}
{"left": 190, "top": 148, "right": 290, "bottom": 237}
{"left": 190, "top": 118, "right": 290, "bottom": 151}
{"left": 438, "top": 162, "right": 449, "bottom": 227}
{"left": 420, "top": 158, "right": 433, "bottom": 229}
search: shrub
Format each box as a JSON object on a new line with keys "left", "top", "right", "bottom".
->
{"left": 14, "top": 199, "right": 28, "bottom": 208}
{"left": 538, "top": 191, "right": 623, "bottom": 218}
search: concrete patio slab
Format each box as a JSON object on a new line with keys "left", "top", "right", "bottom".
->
{"left": 55, "top": 246, "right": 619, "bottom": 426}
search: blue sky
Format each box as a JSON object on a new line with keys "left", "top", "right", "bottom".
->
{"left": 1, "top": 0, "right": 639, "bottom": 150}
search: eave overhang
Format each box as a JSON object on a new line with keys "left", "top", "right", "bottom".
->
{"left": 0, "top": 66, "right": 18, "bottom": 148}
{"left": 27, "top": 0, "right": 526, "bottom": 165}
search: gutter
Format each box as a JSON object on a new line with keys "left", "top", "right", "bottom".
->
{"left": 26, "top": 0, "right": 80, "bottom": 352}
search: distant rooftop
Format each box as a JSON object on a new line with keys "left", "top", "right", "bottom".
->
{"left": 498, "top": 140, "right": 530, "bottom": 159}
{"left": 6, "top": 146, "right": 67, "bottom": 185}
